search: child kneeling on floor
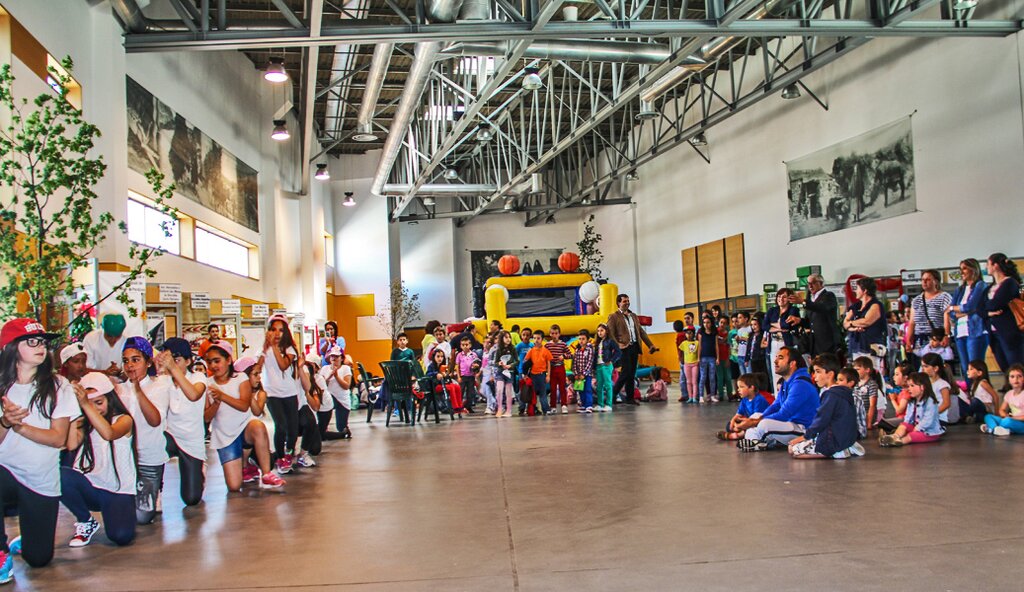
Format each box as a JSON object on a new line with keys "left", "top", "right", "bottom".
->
{"left": 788, "top": 356, "right": 864, "bottom": 459}
{"left": 718, "top": 374, "right": 769, "bottom": 440}
{"left": 879, "top": 372, "right": 945, "bottom": 447}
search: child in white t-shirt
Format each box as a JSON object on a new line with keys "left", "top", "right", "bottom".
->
{"left": 316, "top": 346, "right": 353, "bottom": 440}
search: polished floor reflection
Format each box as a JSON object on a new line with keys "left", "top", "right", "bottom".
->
{"left": 11, "top": 404, "right": 1024, "bottom": 591}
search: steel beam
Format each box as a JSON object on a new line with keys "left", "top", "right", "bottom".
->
{"left": 300, "top": 0, "right": 324, "bottom": 195}
{"left": 123, "top": 19, "right": 1023, "bottom": 52}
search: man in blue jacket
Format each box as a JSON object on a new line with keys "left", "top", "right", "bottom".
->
{"left": 738, "top": 346, "right": 820, "bottom": 452}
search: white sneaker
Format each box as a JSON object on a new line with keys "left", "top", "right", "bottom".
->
{"left": 585, "top": 407, "right": 593, "bottom": 414}
{"left": 69, "top": 518, "right": 99, "bottom": 547}
{"left": 485, "top": 408, "right": 494, "bottom": 415}
{"left": 296, "top": 452, "right": 316, "bottom": 468}
{"left": 605, "top": 405, "right": 613, "bottom": 412}
{"left": 993, "top": 426, "right": 1011, "bottom": 437}
{"left": 561, "top": 405, "right": 568, "bottom": 414}
{"left": 711, "top": 397, "right": 720, "bottom": 403}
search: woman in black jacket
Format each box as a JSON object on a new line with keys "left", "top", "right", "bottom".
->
{"left": 983, "top": 253, "right": 1023, "bottom": 374}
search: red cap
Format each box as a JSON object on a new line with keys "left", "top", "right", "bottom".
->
{"left": 0, "top": 318, "right": 59, "bottom": 349}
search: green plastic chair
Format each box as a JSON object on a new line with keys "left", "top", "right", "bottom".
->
{"left": 412, "top": 362, "right": 454, "bottom": 424}
{"left": 378, "top": 361, "right": 419, "bottom": 427}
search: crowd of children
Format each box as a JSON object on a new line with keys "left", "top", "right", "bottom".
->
{"left": 0, "top": 314, "right": 356, "bottom": 585}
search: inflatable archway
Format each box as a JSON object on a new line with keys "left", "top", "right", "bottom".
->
{"left": 471, "top": 272, "right": 619, "bottom": 336}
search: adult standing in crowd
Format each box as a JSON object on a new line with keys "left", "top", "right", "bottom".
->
{"left": 947, "top": 258, "right": 989, "bottom": 379}
{"left": 906, "top": 270, "right": 952, "bottom": 367}
{"left": 608, "top": 294, "right": 658, "bottom": 405}
{"left": 196, "top": 324, "right": 220, "bottom": 360}
{"left": 83, "top": 314, "right": 128, "bottom": 379}
{"left": 843, "top": 277, "right": 888, "bottom": 370}
{"left": 762, "top": 289, "right": 801, "bottom": 389}
{"left": 983, "top": 253, "right": 1023, "bottom": 373}
{"left": 799, "top": 274, "right": 841, "bottom": 356}
{"left": 317, "top": 321, "right": 345, "bottom": 367}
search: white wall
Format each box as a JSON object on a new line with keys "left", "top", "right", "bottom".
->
{"left": 589, "top": 29, "right": 1024, "bottom": 334}
{"left": 3, "top": 0, "right": 329, "bottom": 320}
{"left": 399, "top": 218, "right": 457, "bottom": 323}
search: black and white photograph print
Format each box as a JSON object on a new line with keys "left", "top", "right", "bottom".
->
{"left": 785, "top": 116, "right": 916, "bottom": 241}
{"left": 126, "top": 77, "right": 260, "bottom": 232}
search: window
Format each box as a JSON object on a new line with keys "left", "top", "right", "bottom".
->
{"left": 324, "top": 234, "right": 335, "bottom": 268}
{"left": 127, "top": 193, "right": 179, "bottom": 255}
{"left": 195, "top": 226, "right": 252, "bottom": 277}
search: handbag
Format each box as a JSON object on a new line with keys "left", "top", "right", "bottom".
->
{"left": 1008, "top": 297, "right": 1024, "bottom": 331}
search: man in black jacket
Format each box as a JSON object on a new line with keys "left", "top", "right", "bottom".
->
{"left": 799, "top": 274, "right": 841, "bottom": 356}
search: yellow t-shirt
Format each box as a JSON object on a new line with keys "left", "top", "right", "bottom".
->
{"left": 679, "top": 340, "right": 699, "bottom": 364}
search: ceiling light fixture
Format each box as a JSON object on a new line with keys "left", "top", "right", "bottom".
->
{"left": 953, "top": 0, "right": 977, "bottom": 8}
{"left": 314, "top": 164, "right": 330, "bottom": 180}
{"left": 270, "top": 120, "right": 290, "bottom": 141}
{"left": 443, "top": 168, "right": 459, "bottom": 180}
{"left": 581, "top": 196, "right": 592, "bottom": 205}
{"left": 522, "top": 67, "right": 543, "bottom": 91}
{"left": 690, "top": 132, "right": 707, "bottom": 147}
{"left": 781, "top": 83, "right": 801, "bottom": 100}
{"left": 422, "top": 196, "right": 436, "bottom": 206}
{"left": 477, "top": 125, "right": 494, "bottom": 143}
{"left": 264, "top": 57, "right": 289, "bottom": 83}
{"left": 545, "top": 214, "right": 556, "bottom": 225}
{"left": 625, "top": 170, "right": 640, "bottom": 182}
{"left": 342, "top": 192, "right": 356, "bottom": 207}
{"left": 503, "top": 200, "right": 514, "bottom": 211}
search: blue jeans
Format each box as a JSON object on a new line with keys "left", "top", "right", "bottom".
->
{"left": 579, "top": 375, "right": 594, "bottom": 408}
{"left": 678, "top": 362, "right": 688, "bottom": 398}
{"left": 698, "top": 357, "right": 717, "bottom": 399}
{"left": 738, "top": 359, "right": 751, "bottom": 376}
{"left": 955, "top": 334, "right": 989, "bottom": 379}
{"left": 984, "top": 414, "right": 1024, "bottom": 434}
{"left": 530, "top": 373, "right": 550, "bottom": 413}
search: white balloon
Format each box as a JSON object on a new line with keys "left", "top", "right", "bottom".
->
{"left": 486, "top": 284, "right": 509, "bottom": 303}
{"left": 579, "top": 280, "right": 600, "bottom": 303}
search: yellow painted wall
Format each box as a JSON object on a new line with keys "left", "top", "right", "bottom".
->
{"left": 638, "top": 332, "right": 682, "bottom": 372}
{"left": 329, "top": 293, "right": 393, "bottom": 372}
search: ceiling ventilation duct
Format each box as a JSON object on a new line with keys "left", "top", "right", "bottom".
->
{"left": 353, "top": 43, "right": 394, "bottom": 142}
{"left": 439, "top": 40, "right": 704, "bottom": 66}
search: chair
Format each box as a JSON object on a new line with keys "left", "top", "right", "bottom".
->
{"left": 413, "top": 363, "right": 455, "bottom": 424}
{"left": 358, "top": 363, "right": 383, "bottom": 423}
{"left": 378, "top": 361, "right": 422, "bottom": 427}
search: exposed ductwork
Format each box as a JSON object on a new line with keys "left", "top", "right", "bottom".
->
{"left": 428, "top": 0, "right": 491, "bottom": 23}
{"left": 439, "top": 40, "right": 705, "bottom": 66}
{"left": 110, "top": 0, "right": 150, "bottom": 33}
{"left": 370, "top": 42, "right": 442, "bottom": 196}
{"left": 353, "top": 43, "right": 394, "bottom": 142}
{"left": 381, "top": 183, "right": 498, "bottom": 195}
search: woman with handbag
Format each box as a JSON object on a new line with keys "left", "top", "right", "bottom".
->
{"left": 983, "top": 253, "right": 1023, "bottom": 375}
{"left": 905, "top": 270, "right": 952, "bottom": 369}
{"left": 843, "top": 277, "right": 887, "bottom": 372}
{"left": 947, "top": 258, "right": 990, "bottom": 379}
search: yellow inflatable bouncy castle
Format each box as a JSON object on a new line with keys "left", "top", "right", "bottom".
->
{"left": 472, "top": 272, "right": 619, "bottom": 337}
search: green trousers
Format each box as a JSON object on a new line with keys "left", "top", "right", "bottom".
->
{"left": 596, "top": 363, "right": 614, "bottom": 407}
{"left": 716, "top": 362, "right": 733, "bottom": 398}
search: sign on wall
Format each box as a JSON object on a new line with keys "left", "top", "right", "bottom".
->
{"left": 125, "top": 77, "right": 260, "bottom": 231}
{"left": 785, "top": 116, "right": 917, "bottom": 241}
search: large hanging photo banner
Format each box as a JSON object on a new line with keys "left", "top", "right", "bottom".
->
{"left": 126, "top": 77, "right": 260, "bottom": 231}
{"left": 785, "top": 116, "right": 916, "bottom": 241}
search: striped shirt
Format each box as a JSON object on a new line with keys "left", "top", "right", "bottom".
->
{"left": 545, "top": 340, "right": 569, "bottom": 365}
{"left": 911, "top": 292, "right": 952, "bottom": 337}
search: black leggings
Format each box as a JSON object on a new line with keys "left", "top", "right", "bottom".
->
{"left": 265, "top": 395, "right": 299, "bottom": 459}
{"left": 0, "top": 465, "right": 59, "bottom": 567}
{"left": 164, "top": 434, "right": 204, "bottom": 507}
{"left": 297, "top": 406, "right": 322, "bottom": 456}
{"left": 318, "top": 407, "right": 349, "bottom": 441}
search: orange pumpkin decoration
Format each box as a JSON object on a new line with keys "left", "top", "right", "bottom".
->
{"left": 558, "top": 252, "right": 580, "bottom": 273}
{"left": 498, "top": 254, "right": 520, "bottom": 276}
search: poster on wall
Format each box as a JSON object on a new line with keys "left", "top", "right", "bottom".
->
{"left": 126, "top": 77, "right": 260, "bottom": 231}
{"left": 470, "top": 248, "right": 564, "bottom": 315}
{"left": 784, "top": 116, "right": 916, "bottom": 241}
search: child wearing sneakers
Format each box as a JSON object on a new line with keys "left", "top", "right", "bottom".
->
{"left": 60, "top": 372, "right": 137, "bottom": 548}
{"left": 572, "top": 329, "right": 596, "bottom": 413}
{"left": 718, "top": 374, "right": 770, "bottom": 440}
{"left": 594, "top": 324, "right": 621, "bottom": 412}
{"left": 981, "top": 364, "right": 1024, "bottom": 436}
{"left": 204, "top": 342, "right": 284, "bottom": 491}
{"left": 788, "top": 356, "right": 864, "bottom": 459}
{"left": 678, "top": 327, "right": 699, "bottom": 403}
{"left": 455, "top": 337, "right": 480, "bottom": 413}
{"left": 546, "top": 325, "right": 571, "bottom": 413}
{"left": 879, "top": 372, "right": 945, "bottom": 447}
{"left": 524, "top": 333, "right": 554, "bottom": 415}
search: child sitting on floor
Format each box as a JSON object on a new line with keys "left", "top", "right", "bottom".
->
{"left": 879, "top": 363, "right": 913, "bottom": 433}
{"left": 879, "top": 372, "right": 945, "bottom": 447}
{"left": 718, "top": 373, "right": 769, "bottom": 440}
{"left": 788, "top": 355, "right": 864, "bottom": 459}
{"left": 961, "top": 360, "right": 1000, "bottom": 424}
{"left": 981, "top": 364, "right": 1024, "bottom": 436}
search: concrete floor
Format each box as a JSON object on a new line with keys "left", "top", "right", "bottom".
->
{"left": 10, "top": 403, "right": 1024, "bottom": 591}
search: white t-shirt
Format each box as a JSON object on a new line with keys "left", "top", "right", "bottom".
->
{"left": 74, "top": 415, "right": 137, "bottom": 495}
{"left": 261, "top": 347, "right": 299, "bottom": 398}
{"left": 314, "top": 372, "right": 334, "bottom": 413}
{"left": 931, "top": 378, "right": 956, "bottom": 423}
{"left": 318, "top": 365, "right": 352, "bottom": 410}
{"left": 165, "top": 371, "right": 207, "bottom": 461}
{"left": 208, "top": 374, "right": 253, "bottom": 450}
{"left": 119, "top": 376, "right": 172, "bottom": 467}
{"left": 82, "top": 329, "right": 127, "bottom": 373}
{"left": 0, "top": 378, "right": 80, "bottom": 496}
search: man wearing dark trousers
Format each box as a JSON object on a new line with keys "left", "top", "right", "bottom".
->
{"left": 608, "top": 294, "right": 658, "bottom": 405}
{"left": 798, "top": 274, "right": 841, "bottom": 357}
